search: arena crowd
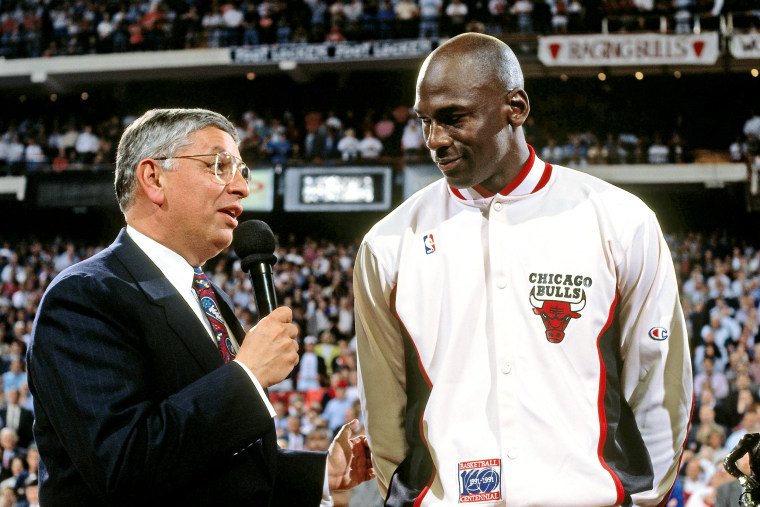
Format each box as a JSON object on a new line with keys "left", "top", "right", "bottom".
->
{"left": 0, "top": 0, "right": 755, "bottom": 59}
{"left": 0, "top": 225, "right": 760, "bottom": 504}
{"left": 1, "top": 103, "right": 745, "bottom": 177}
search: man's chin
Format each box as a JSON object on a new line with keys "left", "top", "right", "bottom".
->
{"left": 443, "top": 175, "right": 474, "bottom": 190}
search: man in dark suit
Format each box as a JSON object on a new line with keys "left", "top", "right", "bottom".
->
{"left": 27, "top": 108, "right": 373, "bottom": 506}
{"left": 0, "top": 388, "right": 34, "bottom": 449}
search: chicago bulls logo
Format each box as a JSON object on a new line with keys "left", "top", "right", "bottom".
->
{"left": 529, "top": 288, "right": 586, "bottom": 343}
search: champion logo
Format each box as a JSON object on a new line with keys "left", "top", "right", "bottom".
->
{"left": 423, "top": 234, "right": 436, "bottom": 255}
{"left": 649, "top": 327, "right": 669, "bottom": 341}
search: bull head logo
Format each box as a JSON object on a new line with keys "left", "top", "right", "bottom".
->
{"left": 529, "top": 288, "right": 586, "bottom": 343}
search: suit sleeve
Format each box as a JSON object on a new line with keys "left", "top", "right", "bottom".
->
{"left": 615, "top": 211, "right": 693, "bottom": 506}
{"left": 27, "top": 271, "right": 276, "bottom": 501}
{"left": 353, "top": 240, "right": 408, "bottom": 498}
{"left": 272, "top": 448, "right": 328, "bottom": 506}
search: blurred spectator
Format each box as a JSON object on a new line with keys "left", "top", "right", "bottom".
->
{"left": 304, "top": 426, "right": 331, "bottom": 451}
{"left": 0, "top": 389, "right": 33, "bottom": 449}
{"left": 3, "top": 137, "right": 24, "bottom": 176}
{"left": 400, "top": 120, "right": 424, "bottom": 158}
{"left": 321, "top": 379, "right": 352, "bottom": 433}
{"left": 0, "top": 428, "right": 23, "bottom": 483}
{"left": 295, "top": 335, "right": 328, "bottom": 391}
{"left": 394, "top": 0, "right": 419, "bottom": 38}
{"left": 284, "top": 414, "right": 306, "bottom": 450}
{"left": 0, "top": 456, "right": 25, "bottom": 493}
{"left": 74, "top": 125, "right": 99, "bottom": 164}
{"left": 325, "top": 23, "right": 346, "bottom": 42}
{"left": 552, "top": 0, "right": 570, "bottom": 32}
{"left": 337, "top": 128, "right": 360, "bottom": 161}
{"left": 376, "top": 0, "right": 395, "bottom": 38}
{"left": 648, "top": 135, "right": 670, "bottom": 164}
{"left": 21, "top": 474, "right": 39, "bottom": 507}
{"left": 23, "top": 139, "right": 46, "bottom": 173}
{"left": 512, "top": 0, "right": 534, "bottom": 32}
{"left": 682, "top": 455, "right": 716, "bottom": 503}
{"left": 357, "top": 129, "right": 383, "bottom": 159}
{"left": 52, "top": 243, "right": 79, "bottom": 273}
{"left": 694, "top": 356, "right": 730, "bottom": 401}
{"left": 419, "top": 0, "right": 442, "bottom": 38}
{"left": 0, "top": 485, "right": 16, "bottom": 507}
{"left": 445, "top": 0, "right": 469, "bottom": 35}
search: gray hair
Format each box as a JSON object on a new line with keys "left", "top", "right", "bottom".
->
{"left": 114, "top": 108, "right": 240, "bottom": 212}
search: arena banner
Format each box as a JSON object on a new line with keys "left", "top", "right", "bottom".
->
{"left": 231, "top": 39, "right": 435, "bottom": 64}
{"left": 538, "top": 33, "right": 720, "bottom": 66}
{"left": 730, "top": 33, "right": 760, "bottom": 59}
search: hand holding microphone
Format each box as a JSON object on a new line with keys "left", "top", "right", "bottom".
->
{"left": 232, "top": 220, "right": 299, "bottom": 388}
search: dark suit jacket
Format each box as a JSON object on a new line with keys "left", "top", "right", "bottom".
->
{"left": 27, "top": 229, "right": 326, "bottom": 506}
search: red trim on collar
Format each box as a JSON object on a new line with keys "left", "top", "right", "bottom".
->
{"left": 450, "top": 187, "right": 466, "bottom": 199}
{"left": 472, "top": 184, "right": 493, "bottom": 198}
{"left": 498, "top": 145, "right": 536, "bottom": 196}
{"left": 533, "top": 163, "right": 552, "bottom": 193}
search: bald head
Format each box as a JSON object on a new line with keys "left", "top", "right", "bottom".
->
{"left": 417, "top": 33, "right": 524, "bottom": 95}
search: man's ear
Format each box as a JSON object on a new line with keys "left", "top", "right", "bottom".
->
{"left": 135, "top": 158, "right": 166, "bottom": 206}
{"left": 505, "top": 88, "right": 530, "bottom": 128}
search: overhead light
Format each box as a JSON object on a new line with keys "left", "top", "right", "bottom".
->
{"left": 278, "top": 60, "right": 297, "bottom": 71}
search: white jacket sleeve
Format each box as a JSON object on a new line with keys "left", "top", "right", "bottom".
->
{"left": 616, "top": 211, "right": 693, "bottom": 506}
{"left": 353, "top": 240, "right": 408, "bottom": 498}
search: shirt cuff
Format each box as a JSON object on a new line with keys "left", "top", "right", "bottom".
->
{"left": 232, "top": 359, "right": 276, "bottom": 417}
{"left": 320, "top": 459, "right": 333, "bottom": 507}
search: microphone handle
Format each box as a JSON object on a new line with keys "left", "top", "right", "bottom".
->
{"left": 249, "top": 262, "right": 278, "bottom": 317}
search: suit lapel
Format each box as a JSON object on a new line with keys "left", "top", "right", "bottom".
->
{"left": 110, "top": 229, "right": 223, "bottom": 373}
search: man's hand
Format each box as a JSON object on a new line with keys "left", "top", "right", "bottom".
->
{"left": 236, "top": 306, "right": 299, "bottom": 388}
{"left": 327, "top": 419, "right": 375, "bottom": 491}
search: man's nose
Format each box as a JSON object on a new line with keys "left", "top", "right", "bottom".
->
{"left": 425, "top": 122, "right": 452, "bottom": 151}
{"left": 228, "top": 169, "right": 250, "bottom": 198}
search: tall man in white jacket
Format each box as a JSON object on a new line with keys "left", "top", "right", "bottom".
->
{"left": 354, "top": 32, "right": 693, "bottom": 507}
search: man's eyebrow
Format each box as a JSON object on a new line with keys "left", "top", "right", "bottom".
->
{"left": 415, "top": 105, "right": 463, "bottom": 117}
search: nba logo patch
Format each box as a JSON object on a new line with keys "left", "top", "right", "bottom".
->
{"left": 458, "top": 459, "right": 501, "bottom": 503}
{"left": 424, "top": 234, "right": 436, "bottom": 254}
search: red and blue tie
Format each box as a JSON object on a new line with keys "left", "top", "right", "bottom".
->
{"left": 192, "top": 267, "right": 236, "bottom": 363}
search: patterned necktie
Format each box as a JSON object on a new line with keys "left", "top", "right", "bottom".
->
{"left": 192, "top": 267, "right": 235, "bottom": 363}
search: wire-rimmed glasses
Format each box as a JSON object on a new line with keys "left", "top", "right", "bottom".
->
{"left": 155, "top": 152, "right": 250, "bottom": 186}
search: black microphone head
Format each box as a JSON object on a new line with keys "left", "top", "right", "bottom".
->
{"left": 232, "top": 220, "right": 277, "bottom": 272}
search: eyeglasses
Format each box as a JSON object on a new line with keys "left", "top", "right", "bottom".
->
{"left": 155, "top": 152, "right": 250, "bottom": 186}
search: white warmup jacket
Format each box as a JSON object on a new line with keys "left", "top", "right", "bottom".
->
{"left": 354, "top": 148, "right": 693, "bottom": 507}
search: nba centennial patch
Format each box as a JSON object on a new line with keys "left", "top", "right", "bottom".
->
{"left": 458, "top": 458, "right": 501, "bottom": 503}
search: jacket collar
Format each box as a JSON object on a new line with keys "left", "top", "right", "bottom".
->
{"left": 448, "top": 145, "right": 553, "bottom": 202}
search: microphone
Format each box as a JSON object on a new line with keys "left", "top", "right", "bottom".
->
{"left": 232, "top": 220, "right": 278, "bottom": 317}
